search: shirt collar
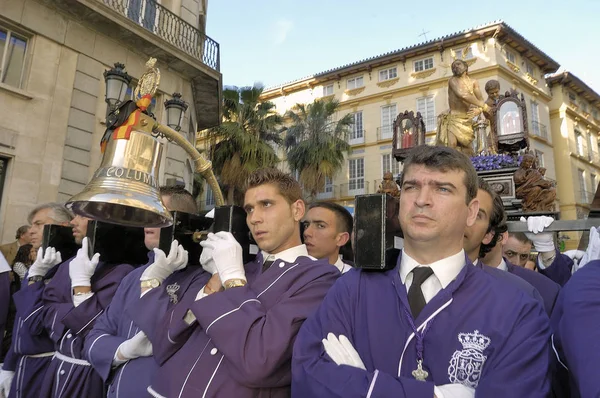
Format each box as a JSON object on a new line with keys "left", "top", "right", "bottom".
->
{"left": 334, "top": 256, "right": 348, "bottom": 273}
{"left": 260, "top": 244, "right": 311, "bottom": 264}
{"left": 400, "top": 249, "right": 466, "bottom": 288}
{"left": 498, "top": 258, "right": 508, "bottom": 272}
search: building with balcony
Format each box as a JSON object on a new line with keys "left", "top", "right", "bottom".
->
{"left": 0, "top": 0, "right": 221, "bottom": 242}
{"left": 547, "top": 72, "right": 600, "bottom": 221}
{"left": 258, "top": 21, "right": 565, "bottom": 212}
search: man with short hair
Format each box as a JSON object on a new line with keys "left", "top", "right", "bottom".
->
{"left": 85, "top": 186, "right": 209, "bottom": 398}
{"left": 0, "top": 203, "right": 74, "bottom": 398}
{"left": 293, "top": 145, "right": 551, "bottom": 397}
{"left": 27, "top": 203, "right": 74, "bottom": 249}
{"left": 0, "top": 225, "right": 31, "bottom": 265}
{"left": 503, "top": 232, "right": 533, "bottom": 267}
{"left": 128, "top": 168, "right": 339, "bottom": 397}
{"left": 303, "top": 202, "right": 353, "bottom": 273}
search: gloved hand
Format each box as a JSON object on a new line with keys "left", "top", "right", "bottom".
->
{"left": 563, "top": 250, "right": 585, "bottom": 262}
{"left": 28, "top": 247, "right": 63, "bottom": 279}
{"left": 520, "top": 216, "right": 555, "bottom": 253}
{"left": 199, "top": 244, "right": 217, "bottom": 275}
{"left": 200, "top": 232, "right": 245, "bottom": 284}
{"left": 69, "top": 237, "right": 100, "bottom": 288}
{"left": 322, "top": 333, "right": 366, "bottom": 370}
{"left": 580, "top": 227, "right": 600, "bottom": 270}
{"left": 116, "top": 331, "right": 153, "bottom": 360}
{"left": 0, "top": 369, "right": 14, "bottom": 398}
{"left": 140, "top": 240, "right": 188, "bottom": 283}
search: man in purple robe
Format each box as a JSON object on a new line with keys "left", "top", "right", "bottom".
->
{"left": 0, "top": 203, "right": 73, "bottom": 398}
{"left": 0, "top": 253, "right": 11, "bottom": 363}
{"left": 85, "top": 186, "right": 210, "bottom": 398}
{"left": 293, "top": 145, "right": 551, "bottom": 397}
{"left": 128, "top": 168, "right": 339, "bottom": 397}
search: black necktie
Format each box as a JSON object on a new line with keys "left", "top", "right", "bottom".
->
{"left": 262, "top": 258, "right": 274, "bottom": 273}
{"left": 407, "top": 267, "right": 434, "bottom": 319}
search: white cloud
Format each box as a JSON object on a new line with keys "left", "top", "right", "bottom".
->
{"left": 273, "top": 19, "right": 293, "bottom": 45}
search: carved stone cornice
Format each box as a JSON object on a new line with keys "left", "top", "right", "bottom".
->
{"left": 377, "top": 78, "right": 399, "bottom": 88}
{"left": 321, "top": 94, "right": 335, "bottom": 101}
{"left": 506, "top": 60, "right": 520, "bottom": 73}
{"left": 410, "top": 68, "right": 436, "bottom": 79}
{"left": 344, "top": 87, "right": 366, "bottom": 96}
{"left": 525, "top": 73, "right": 538, "bottom": 85}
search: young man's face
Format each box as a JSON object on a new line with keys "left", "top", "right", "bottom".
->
{"left": 463, "top": 189, "right": 494, "bottom": 261}
{"left": 70, "top": 215, "right": 91, "bottom": 245}
{"left": 503, "top": 236, "right": 532, "bottom": 266}
{"left": 303, "top": 207, "right": 348, "bottom": 262}
{"left": 244, "top": 183, "right": 304, "bottom": 254}
{"left": 399, "top": 165, "right": 478, "bottom": 249}
{"left": 29, "top": 208, "right": 65, "bottom": 249}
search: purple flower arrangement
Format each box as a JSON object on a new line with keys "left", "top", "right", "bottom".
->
{"left": 470, "top": 154, "right": 521, "bottom": 171}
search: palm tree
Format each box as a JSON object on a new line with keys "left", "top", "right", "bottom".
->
{"left": 284, "top": 98, "right": 353, "bottom": 199}
{"left": 207, "top": 85, "right": 283, "bottom": 205}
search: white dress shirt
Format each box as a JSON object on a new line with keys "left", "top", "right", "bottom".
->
{"left": 333, "top": 256, "right": 352, "bottom": 274}
{"left": 399, "top": 249, "right": 466, "bottom": 303}
{"left": 259, "top": 244, "right": 314, "bottom": 265}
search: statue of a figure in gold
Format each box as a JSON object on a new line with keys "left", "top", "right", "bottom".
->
{"left": 378, "top": 172, "right": 401, "bottom": 198}
{"left": 437, "top": 59, "right": 490, "bottom": 156}
{"left": 514, "top": 153, "right": 556, "bottom": 212}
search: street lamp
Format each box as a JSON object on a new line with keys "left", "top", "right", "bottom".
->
{"left": 164, "top": 92, "right": 188, "bottom": 131}
{"left": 103, "top": 62, "right": 132, "bottom": 115}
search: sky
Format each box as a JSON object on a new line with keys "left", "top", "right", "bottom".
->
{"left": 206, "top": 0, "right": 599, "bottom": 93}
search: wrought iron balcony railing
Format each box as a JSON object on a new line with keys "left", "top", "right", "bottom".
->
{"left": 103, "top": 0, "right": 220, "bottom": 71}
{"left": 340, "top": 181, "right": 370, "bottom": 197}
{"left": 348, "top": 130, "right": 366, "bottom": 145}
{"left": 531, "top": 121, "right": 548, "bottom": 140}
{"left": 377, "top": 126, "right": 393, "bottom": 141}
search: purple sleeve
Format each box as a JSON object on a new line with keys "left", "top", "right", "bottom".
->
{"left": 2, "top": 343, "right": 17, "bottom": 371}
{"left": 13, "top": 280, "right": 47, "bottom": 337}
{"left": 291, "top": 273, "right": 434, "bottom": 398}
{"left": 539, "top": 251, "right": 573, "bottom": 287}
{"left": 551, "top": 260, "right": 600, "bottom": 397}
{"left": 476, "top": 296, "right": 551, "bottom": 396}
{"left": 0, "top": 272, "right": 9, "bottom": 348}
{"left": 40, "top": 263, "right": 75, "bottom": 343}
{"left": 61, "top": 265, "right": 133, "bottom": 337}
{"left": 190, "top": 266, "right": 339, "bottom": 389}
{"left": 85, "top": 271, "right": 137, "bottom": 381}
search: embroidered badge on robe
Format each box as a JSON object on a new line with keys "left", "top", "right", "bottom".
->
{"left": 447, "top": 330, "right": 490, "bottom": 388}
{"left": 166, "top": 282, "right": 180, "bottom": 304}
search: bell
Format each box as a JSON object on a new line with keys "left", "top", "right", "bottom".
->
{"left": 67, "top": 122, "right": 173, "bottom": 228}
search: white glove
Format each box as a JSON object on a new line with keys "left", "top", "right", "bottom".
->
{"left": 28, "top": 247, "right": 63, "bottom": 278}
{"left": 434, "top": 384, "right": 475, "bottom": 398}
{"left": 580, "top": 227, "right": 600, "bottom": 271}
{"left": 69, "top": 237, "right": 100, "bottom": 288}
{"left": 563, "top": 250, "right": 585, "bottom": 262}
{"left": 200, "top": 232, "right": 245, "bottom": 285}
{"left": 520, "top": 216, "right": 555, "bottom": 252}
{"left": 199, "top": 244, "right": 217, "bottom": 275}
{"left": 116, "top": 331, "right": 153, "bottom": 360}
{"left": 0, "top": 369, "right": 14, "bottom": 398}
{"left": 322, "top": 333, "right": 366, "bottom": 370}
{"left": 141, "top": 240, "right": 188, "bottom": 283}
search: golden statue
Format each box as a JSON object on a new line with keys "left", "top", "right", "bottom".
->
{"left": 436, "top": 59, "right": 490, "bottom": 156}
{"left": 134, "top": 58, "right": 160, "bottom": 100}
{"left": 514, "top": 153, "right": 556, "bottom": 212}
{"left": 377, "top": 172, "right": 400, "bottom": 198}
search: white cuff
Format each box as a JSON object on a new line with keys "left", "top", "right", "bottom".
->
{"left": 72, "top": 292, "right": 94, "bottom": 307}
{"left": 435, "top": 384, "right": 475, "bottom": 398}
{"left": 140, "top": 288, "right": 153, "bottom": 298}
{"left": 195, "top": 285, "right": 209, "bottom": 301}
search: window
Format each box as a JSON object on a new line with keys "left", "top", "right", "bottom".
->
{"left": 588, "top": 134, "right": 595, "bottom": 161}
{"left": 575, "top": 131, "right": 585, "bottom": 156}
{"left": 322, "top": 84, "right": 333, "bottom": 96}
{"left": 349, "top": 111, "right": 364, "bottom": 144}
{"left": 205, "top": 186, "right": 215, "bottom": 207}
{"left": 382, "top": 154, "right": 401, "bottom": 177}
{"left": 578, "top": 169, "right": 587, "bottom": 202}
{"left": 317, "top": 176, "right": 334, "bottom": 199}
{"left": 581, "top": 102, "right": 588, "bottom": 114}
{"left": 0, "top": 27, "right": 28, "bottom": 88}
{"left": 530, "top": 101, "right": 545, "bottom": 138}
{"left": 525, "top": 62, "right": 535, "bottom": 76}
{"left": 347, "top": 76, "right": 364, "bottom": 90}
{"left": 453, "top": 46, "right": 474, "bottom": 60}
{"left": 505, "top": 49, "right": 516, "bottom": 64}
{"left": 593, "top": 109, "right": 599, "bottom": 120}
{"left": 591, "top": 174, "right": 598, "bottom": 194}
{"left": 413, "top": 57, "right": 434, "bottom": 72}
{"left": 417, "top": 96, "right": 436, "bottom": 132}
{"left": 534, "top": 150, "right": 545, "bottom": 168}
{"left": 568, "top": 92, "right": 577, "bottom": 103}
{"left": 379, "top": 67, "right": 398, "bottom": 82}
{"left": 380, "top": 104, "right": 397, "bottom": 139}
{"left": 348, "top": 158, "right": 365, "bottom": 194}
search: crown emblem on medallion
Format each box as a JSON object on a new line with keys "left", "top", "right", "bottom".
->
{"left": 457, "top": 330, "right": 491, "bottom": 351}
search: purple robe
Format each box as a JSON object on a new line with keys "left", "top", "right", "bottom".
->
{"left": 85, "top": 251, "right": 210, "bottom": 398}
{"left": 505, "top": 259, "right": 560, "bottom": 316}
{"left": 128, "top": 253, "right": 339, "bottom": 397}
{"left": 0, "top": 271, "right": 9, "bottom": 361}
{"left": 292, "top": 252, "right": 551, "bottom": 397}
{"left": 539, "top": 250, "right": 574, "bottom": 287}
{"left": 551, "top": 259, "right": 600, "bottom": 398}
{"left": 4, "top": 263, "right": 63, "bottom": 398}
{"left": 36, "top": 260, "right": 133, "bottom": 398}
{"left": 477, "top": 261, "right": 545, "bottom": 306}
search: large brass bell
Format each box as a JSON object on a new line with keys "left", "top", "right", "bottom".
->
{"left": 66, "top": 114, "right": 173, "bottom": 228}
